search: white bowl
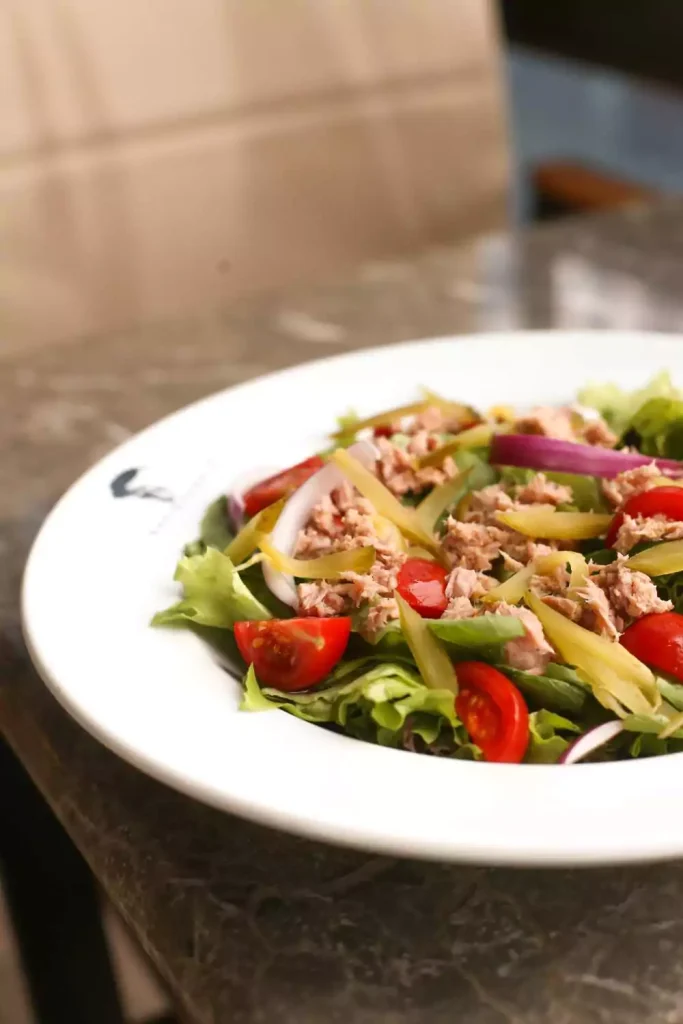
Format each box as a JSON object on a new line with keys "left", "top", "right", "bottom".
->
{"left": 22, "top": 330, "right": 683, "bottom": 866}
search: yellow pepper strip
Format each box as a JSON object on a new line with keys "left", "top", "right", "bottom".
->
{"left": 526, "top": 592, "right": 658, "bottom": 715}
{"left": 658, "top": 708, "right": 683, "bottom": 740}
{"left": 330, "top": 448, "right": 442, "bottom": 558}
{"left": 536, "top": 550, "right": 589, "bottom": 591}
{"left": 258, "top": 537, "right": 375, "bottom": 578}
{"left": 332, "top": 390, "right": 477, "bottom": 439}
{"left": 483, "top": 565, "right": 535, "bottom": 606}
{"left": 396, "top": 592, "right": 457, "bottom": 696}
{"left": 416, "top": 468, "right": 471, "bottom": 531}
{"left": 225, "top": 498, "right": 285, "bottom": 566}
{"left": 421, "top": 388, "right": 479, "bottom": 424}
{"left": 626, "top": 539, "right": 683, "bottom": 576}
{"left": 496, "top": 509, "right": 612, "bottom": 540}
{"left": 331, "top": 399, "right": 431, "bottom": 438}
{"left": 483, "top": 550, "right": 587, "bottom": 606}
{"left": 372, "top": 514, "right": 408, "bottom": 553}
{"left": 417, "top": 423, "right": 495, "bottom": 469}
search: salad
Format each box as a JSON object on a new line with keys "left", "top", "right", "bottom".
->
{"left": 153, "top": 372, "right": 683, "bottom": 765}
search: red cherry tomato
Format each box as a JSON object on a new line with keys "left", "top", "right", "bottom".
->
{"left": 234, "top": 617, "right": 351, "bottom": 690}
{"left": 396, "top": 558, "right": 448, "bottom": 619}
{"left": 606, "top": 486, "right": 683, "bottom": 547}
{"left": 242, "top": 456, "right": 324, "bottom": 518}
{"left": 373, "top": 425, "right": 394, "bottom": 438}
{"left": 455, "top": 662, "right": 529, "bottom": 763}
{"left": 620, "top": 611, "right": 683, "bottom": 682}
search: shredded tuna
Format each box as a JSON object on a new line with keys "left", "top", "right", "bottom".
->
{"left": 441, "top": 596, "right": 477, "bottom": 620}
{"left": 441, "top": 567, "right": 494, "bottom": 619}
{"left": 515, "top": 406, "right": 615, "bottom": 447}
{"left": 602, "top": 464, "right": 663, "bottom": 508}
{"left": 614, "top": 514, "right": 683, "bottom": 554}
{"left": 542, "top": 595, "right": 582, "bottom": 621}
{"left": 529, "top": 564, "right": 572, "bottom": 597}
{"left": 590, "top": 559, "right": 673, "bottom": 621}
{"left": 573, "top": 579, "right": 621, "bottom": 641}
{"left": 582, "top": 418, "right": 617, "bottom": 448}
{"left": 298, "top": 582, "right": 352, "bottom": 617}
{"left": 500, "top": 536, "right": 560, "bottom": 567}
{"left": 465, "top": 484, "right": 515, "bottom": 523}
{"left": 375, "top": 437, "right": 457, "bottom": 497}
{"left": 493, "top": 602, "right": 554, "bottom": 674}
{"left": 445, "top": 567, "right": 495, "bottom": 600}
{"left": 514, "top": 473, "right": 573, "bottom": 507}
{"left": 294, "top": 483, "right": 405, "bottom": 632}
{"left": 515, "top": 406, "right": 578, "bottom": 443}
{"left": 443, "top": 520, "right": 508, "bottom": 572}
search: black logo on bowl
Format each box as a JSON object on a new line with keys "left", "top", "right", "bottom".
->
{"left": 110, "top": 468, "right": 173, "bottom": 502}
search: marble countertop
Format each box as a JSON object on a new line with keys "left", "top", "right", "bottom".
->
{"left": 4, "top": 202, "right": 683, "bottom": 1024}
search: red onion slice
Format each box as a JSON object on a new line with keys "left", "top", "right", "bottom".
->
{"left": 263, "top": 440, "right": 378, "bottom": 606}
{"left": 491, "top": 434, "right": 683, "bottom": 479}
{"left": 559, "top": 721, "right": 625, "bottom": 765}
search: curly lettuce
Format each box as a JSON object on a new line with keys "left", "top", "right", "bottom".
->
{"left": 579, "top": 370, "right": 683, "bottom": 436}
{"left": 152, "top": 548, "right": 271, "bottom": 628}
{"left": 241, "top": 660, "right": 481, "bottom": 756}
{"left": 525, "top": 710, "right": 581, "bottom": 764}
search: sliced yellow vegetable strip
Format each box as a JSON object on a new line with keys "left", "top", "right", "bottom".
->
{"left": 225, "top": 498, "right": 284, "bottom": 566}
{"left": 483, "top": 550, "right": 588, "bottom": 606}
{"left": 417, "top": 423, "right": 495, "bottom": 468}
{"left": 421, "top": 388, "right": 478, "bottom": 423}
{"left": 482, "top": 565, "right": 535, "bottom": 606}
{"left": 416, "top": 468, "right": 471, "bottom": 531}
{"left": 331, "top": 399, "right": 430, "bottom": 438}
{"left": 536, "top": 550, "right": 589, "bottom": 591}
{"left": 625, "top": 539, "right": 683, "bottom": 576}
{"left": 396, "top": 592, "right": 457, "bottom": 696}
{"left": 658, "top": 708, "right": 683, "bottom": 740}
{"left": 496, "top": 509, "right": 612, "bottom": 540}
{"left": 330, "top": 448, "right": 442, "bottom": 557}
{"left": 332, "top": 391, "right": 477, "bottom": 439}
{"left": 526, "top": 592, "right": 658, "bottom": 715}
{"left": 258, "top": 537, "right": 375, "bottom": 578}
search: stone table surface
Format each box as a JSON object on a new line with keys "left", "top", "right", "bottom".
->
{"left": 5, "top": 202, "right": 683, "bottom": 1024}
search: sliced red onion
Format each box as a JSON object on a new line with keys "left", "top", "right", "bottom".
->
{"left": 559, "top": 721, "right": 625, "bottom": 765}
{"left": 491, "top": 434, "right": 683, "bottom": 479}
{"left": 263, "top": 440, "right": 379, "bottom": 606}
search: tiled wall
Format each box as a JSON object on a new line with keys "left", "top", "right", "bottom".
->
{"left": 1, "top": 0, "right": 508, "bottom": 352}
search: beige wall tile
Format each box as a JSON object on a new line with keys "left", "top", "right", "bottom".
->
{"left": 0, "top": 0, "right": 508, "bottom": 350}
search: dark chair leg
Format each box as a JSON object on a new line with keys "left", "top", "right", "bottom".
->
{"left": 0, "top": 738, "right": 126, "bottom": 1024}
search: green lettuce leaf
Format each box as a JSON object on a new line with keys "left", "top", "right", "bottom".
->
{"left": 499, "top": 663, "right": 590, "bottom": 715}
{"left": 525, "top": 710, "right": 580, "bottom": 764}
{"left": 579, "top": 371, "right": 683, "bottom": 435}
{"left": 240, "top": 659, "right": 479, "bottom": 756}
{"left": 655, "top": 671, "right": 683, "bottom": 711}
{"left": 622, "top": 711, "right": 683, "bottom": 757}
{"left": 183, "top": 496, "right": 234, "bottom": 556}
{"left": 152, "top": 548, "right": 271, "bottom": 628}
{"left": 365, "top": 614, "right": 525, "bottom": 660}
{"left": 622, "top": 396, "right": 683, "bottom": 459}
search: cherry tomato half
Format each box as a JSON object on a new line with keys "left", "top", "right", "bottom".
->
{"left": 234, "top": 617, "right": 351, "bottom": 691}
{"left": 455, "top": 662, "right": 529, "bottom": 763}
{"left": 620, "top": 611, "right": 683, "bottom": 682}
{"left": 606, "top": 486, "right": 683, "bottom": 547}
{"left": 242, "top": 456, "right": 324, "bottom": 518}
{"left": 396, "top": 558, "right": 448, "bottom": 619}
